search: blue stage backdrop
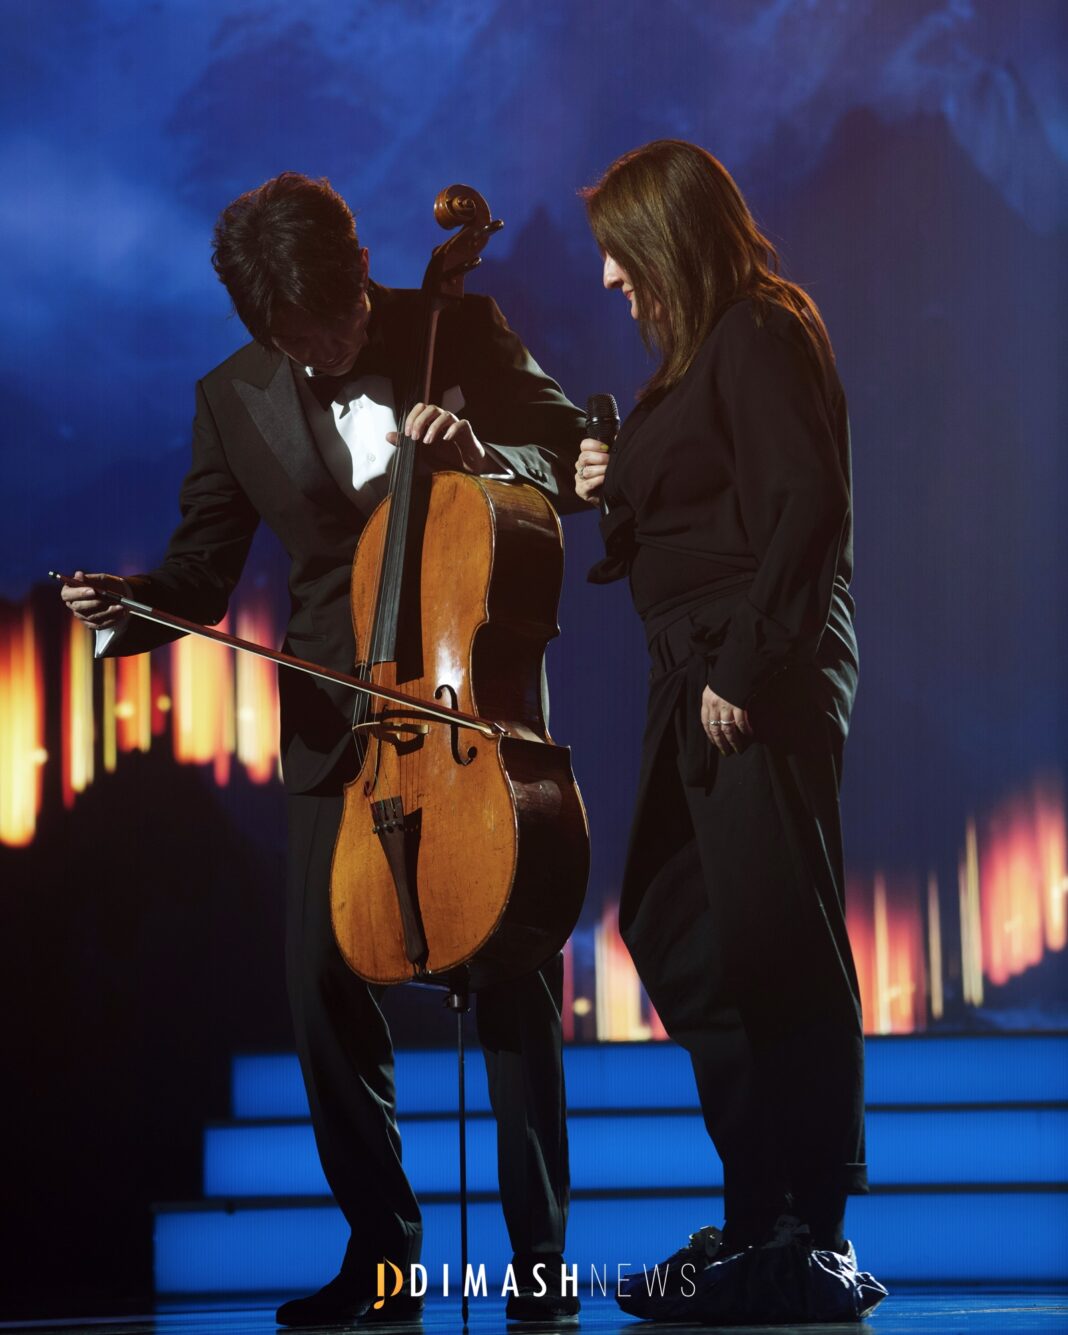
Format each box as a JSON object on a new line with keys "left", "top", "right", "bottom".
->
{"left": 2, "top": 0, "right": 1066, "bottom": 1042}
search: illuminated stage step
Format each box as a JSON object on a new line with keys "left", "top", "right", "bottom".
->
{"left": 231, "top": 1034, "right": 1068, "bottom": 1119}
{"left": 203, "top": 1106, "right": 1068, "bottom": 1197}
{"left": 154, "top": 1188, "right": 1068, "bottom": 1292}
{"left": 153, "top": 1035, "right": 1068, "bottom": 1294}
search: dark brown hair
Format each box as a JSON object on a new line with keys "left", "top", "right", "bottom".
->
{"left": 211, "top": 172, "right": 364, "bottom": 346}
{"left": 581, "top": 139, "right": 833, "bottom": 399}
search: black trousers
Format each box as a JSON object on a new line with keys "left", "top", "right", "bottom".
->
{"left": 286, "top": 791, "right": 570, "bottom": 1286}
{"left": 620, "top": 609, "right": 867, "bottom": 1247}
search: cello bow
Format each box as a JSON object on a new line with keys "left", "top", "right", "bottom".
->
{"left": 47, "top": 571, "right": 502, "bottom": 738}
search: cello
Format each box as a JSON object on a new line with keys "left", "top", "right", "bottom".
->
{"left": 53, "top": 185, "right": 589, "bottom": 995}
{"left": 330, "top": 185, "right": 589, "bottom": 990}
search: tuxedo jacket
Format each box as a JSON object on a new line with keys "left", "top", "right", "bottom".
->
{"left": 105, "top": 283, "right": 587, "bottom": 792}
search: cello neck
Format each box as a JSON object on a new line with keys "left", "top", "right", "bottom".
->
{"left": 366, "top": 294, "right": 440, "bottom": 667}
{"left": 365, "top": 187, "right": 502, "bottom": 669}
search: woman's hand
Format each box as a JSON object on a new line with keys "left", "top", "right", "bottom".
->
{"left": 60, "top": 570, "right": 131, "bottom": 630}
{"left": 575, "top": 439, "right": 609, "bottom": 505}
{"left": 387, "top": 402, "right": 486, "bottom": 472}
{"left": 700, "top": 685, "right": 752, "bottom": 756}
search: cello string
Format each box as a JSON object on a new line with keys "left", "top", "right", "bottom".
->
{"left": 366, "top": 283, "right": 432, "bottom": 816}
{"left": 403, "top": 284, "right": 438, "bottom": 819}
{"left": 358, "top": 290, "right": 423, "bottom": 745}
{"left": 371, "top": 287, "right": 426, "bottom": 681}
{"left": 400, "top": 294, "right": 429, "bottom": 816}
{"left": 361, "top": 241, "right": 457, "bottom": 821}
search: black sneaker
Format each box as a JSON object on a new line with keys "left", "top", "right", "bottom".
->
{"left": 616, "top": 1224, "right": 728, "bottom": 1320}
{"left": 656, "top": 1223, "right": 729, "bottom": 1276}
{"left": 631, "top": 1214, "right": 888, "bottom": 1326}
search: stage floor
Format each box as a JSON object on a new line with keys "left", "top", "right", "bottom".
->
{"left": 2, "top": 1290, "right": 1067, "bottom": 1335}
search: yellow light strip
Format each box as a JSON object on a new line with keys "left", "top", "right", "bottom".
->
{"left": 65, "top": 619, "right": 95, "bottom": 804}
{"left": 961, "top": 820, "right": 984, "bottom": 1006}
{"left": 235, "top": 609, "right": 279, "bottom": 783}
{"left": 927, "top": 871, "right": 943, "bottom": 1021}
{"left": 102, "top": 658, "right": 117, "bottom": 774}
{"left": 873, "top": 872, "right": 891, "bottom": 1034}
{"left": 0, "top": 609, "right": 45, "bottom": 846}
{"left": 594, "top": 903, "right": 650, "bottom": 1041}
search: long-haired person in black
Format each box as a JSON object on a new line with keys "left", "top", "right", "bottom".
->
{"left": 576, "top": 140, "right": 887, "bottom": 1323}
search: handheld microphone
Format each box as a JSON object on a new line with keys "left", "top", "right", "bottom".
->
{"left": 585, "top": 393, "right": 620, "bottom": 449}
{"left": 585, "top": 394, "right": 619, "bottom": 516}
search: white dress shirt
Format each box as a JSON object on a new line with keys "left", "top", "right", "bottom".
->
{"left": 298, "top": 368, "right": 434, "bottom": 519}
{"left": 96, "top": 365, "right": 508, "bottom": 654}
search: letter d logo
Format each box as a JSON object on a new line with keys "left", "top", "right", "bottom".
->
{"left": 374, "top": 1260, "right": 404, "bottom": 1309}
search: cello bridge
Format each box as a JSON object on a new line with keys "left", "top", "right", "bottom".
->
{"left": 353, "top": 720, "right": 431, "bottom": 744}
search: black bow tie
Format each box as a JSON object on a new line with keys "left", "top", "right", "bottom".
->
{"left": 305, "top": 370, "right": 356, "bottom": 411}
{"left": 304, "top": 343, "right": 390, "bottom": 411}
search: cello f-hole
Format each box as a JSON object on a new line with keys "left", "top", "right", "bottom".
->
{"left": 436, "top": 684, "right": 477, "bottom": 766}
{"left": 362, "top": 739, "right": 383, "bottom": 796}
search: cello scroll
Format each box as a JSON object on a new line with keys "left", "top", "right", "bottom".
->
{"left": 429, "top": 185, "right": 504, "bottom": 299}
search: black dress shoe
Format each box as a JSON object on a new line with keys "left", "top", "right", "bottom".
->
{"left": 276, "top": 1273, "right": 370, "bottom": 1327}
{"left": 276, "top": 1272, "right": 424, "bottom": 1327}
{"left": 360, "top": 1295, "right": 423, "bottom": 1326}
{"left": 505, "top": 1290, "right": 580, "bottom": 1325}
{"left": 505, "top": 1255, "right": 580, "bottom": 1325}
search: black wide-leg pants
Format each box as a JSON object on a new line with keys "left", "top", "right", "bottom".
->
{"left": 620, "top": 607, "right": 867, "bottom": 1248}
{"left": 286, "top": 791, "right": 570, "bottom": 1287}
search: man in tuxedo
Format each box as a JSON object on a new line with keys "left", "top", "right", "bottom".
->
{"left": 61, "top": 172, "right": 588, "bottom": 1326}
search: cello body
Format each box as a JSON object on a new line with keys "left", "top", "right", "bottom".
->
{"left": 330, "top": 470, "right": 589, "bottom": 989}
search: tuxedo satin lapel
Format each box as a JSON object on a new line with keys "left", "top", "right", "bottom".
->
{"left": 233, "top": 358, "right": 357, "bottom": 521}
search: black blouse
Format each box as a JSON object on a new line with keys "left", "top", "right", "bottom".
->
{"left": 591, "top": 298, "right": 853, "bottom": 708}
